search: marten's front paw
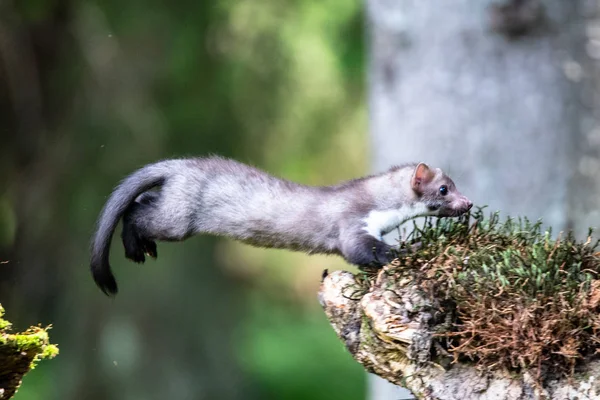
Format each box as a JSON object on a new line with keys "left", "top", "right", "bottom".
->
{"left": 359, "top": 242, "right": 418, "bottom": 270}
{"left": 346, "top": 238, "right": 398, "bottom": 270}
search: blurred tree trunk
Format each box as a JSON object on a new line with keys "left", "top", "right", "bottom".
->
{"left": 366, "top": 0, "right": 600, "bottom": 398}
{"left": 0, "top": 0, "right": 74, "bottom": 310}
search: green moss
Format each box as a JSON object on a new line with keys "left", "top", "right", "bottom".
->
{"left": 0, "top": 304, "right": 58, "bottom": 399}
{"left": 374, "top": 207, "right": 600, "bottom": 377}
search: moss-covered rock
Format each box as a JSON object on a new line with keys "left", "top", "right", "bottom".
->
{"left": 0, "top": 304, "right": 58, "bottom": 399}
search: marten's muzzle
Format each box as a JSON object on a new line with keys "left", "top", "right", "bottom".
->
{"left": 438, "top": 195, "right": 473, "bottom": 217}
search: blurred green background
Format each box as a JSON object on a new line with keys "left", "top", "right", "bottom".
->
{"left": 0, "top": 0, "right": 370, "bottom": 399}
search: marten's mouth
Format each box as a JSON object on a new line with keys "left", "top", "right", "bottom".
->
{"left": 437, "top": 207, "right": 471, "bottom": 217}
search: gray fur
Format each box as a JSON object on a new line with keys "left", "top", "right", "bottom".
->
{"left": 90, "top": 156, "right": 472, "bottom": 295}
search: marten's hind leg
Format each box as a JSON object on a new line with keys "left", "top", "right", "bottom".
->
{"left": 122, "top": 192, "right": 159, "bottom": 263}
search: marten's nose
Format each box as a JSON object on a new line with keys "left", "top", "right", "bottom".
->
{"left": 466, "top": 201, "right": 473, "bottom": 210}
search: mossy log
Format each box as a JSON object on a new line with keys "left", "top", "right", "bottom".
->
{"left": 319, "top": 210, "right": 600, "bottom": 399}
{"left": 0, "top": 305, "right": 58, "bottom": 399}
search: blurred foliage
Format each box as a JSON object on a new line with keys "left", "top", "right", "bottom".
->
{"left": 0, "top": 0, "right": 369, "bottom": 399}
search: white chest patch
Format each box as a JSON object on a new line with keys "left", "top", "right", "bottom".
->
{"left": 362, "top": 203, "right": 434, "bottom": 239}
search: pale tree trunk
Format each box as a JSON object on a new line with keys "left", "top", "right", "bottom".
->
{"left": 361, "top": 0, "right": 600, "bottom": 398}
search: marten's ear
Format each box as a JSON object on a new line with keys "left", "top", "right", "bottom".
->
{"left": 411, "top": 163, "right": 434, "bottom": 194}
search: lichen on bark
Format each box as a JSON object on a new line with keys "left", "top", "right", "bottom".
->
{"left": 0, "top": 304, "right": 58, "bottom": 399}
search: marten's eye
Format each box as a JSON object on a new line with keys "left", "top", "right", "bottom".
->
{"left": 439, "top": 185, "right": 448, "bottom": 196}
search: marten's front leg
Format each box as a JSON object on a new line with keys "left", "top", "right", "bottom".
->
{"left": 341, "top": 234, "right": 397, "bottom": 268}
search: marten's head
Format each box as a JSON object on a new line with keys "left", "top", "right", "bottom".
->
{"left": 361, "top": 163, "right": 472, "bottom": 239}
{"left": 410, "top": 163, "right": 472, "bottom": 217}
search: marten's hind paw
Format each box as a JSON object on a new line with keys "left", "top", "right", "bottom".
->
{"left": 123, "top": 236, "right": 146, "bottom": 263}
{"left": 141, "top": 238, "right": 157, "bottom": 259}
{"left": 123, "top": 236, "right": 158, "bottom": 263}
{"left": 122, "top": 224, "right": 157, "bottom": 263}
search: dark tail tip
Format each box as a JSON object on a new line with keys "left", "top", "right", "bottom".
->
{"left": 91, "top": 259, "right": 119, "bottom": 296}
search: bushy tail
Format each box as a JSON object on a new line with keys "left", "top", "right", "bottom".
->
{"left": 90, "top": 164, "right": 167, "bottom": 295}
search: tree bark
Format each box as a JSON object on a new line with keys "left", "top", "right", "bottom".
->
{"left": 361, "top": 0, "right": 600, "bottom": 398}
